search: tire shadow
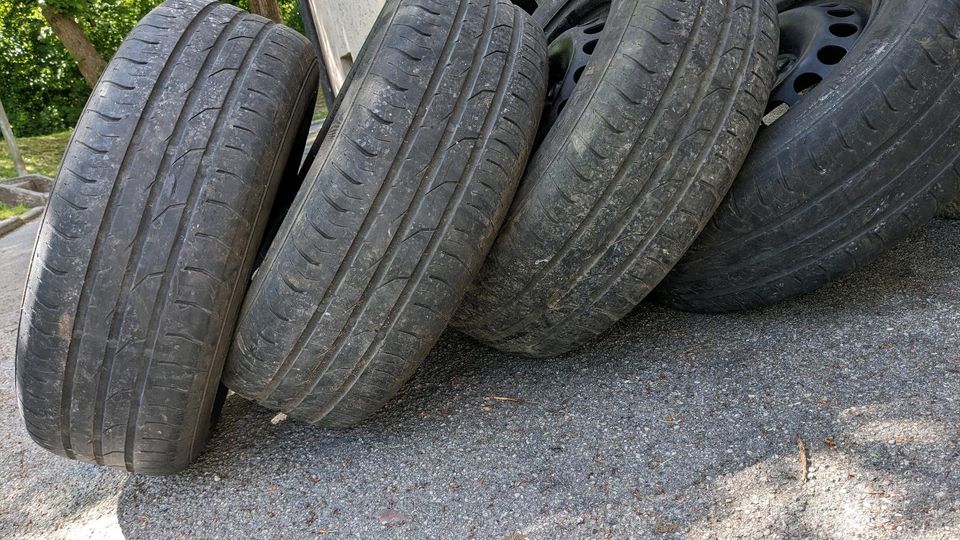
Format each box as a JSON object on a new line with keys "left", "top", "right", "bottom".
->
{"left": 114, "top": 220, "right": 960, "bottom": 538}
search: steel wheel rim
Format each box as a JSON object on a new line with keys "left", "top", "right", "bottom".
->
{"left": 764, "top": 1, "right": 873, "bottom": 124}
{"left": 534, "top": 1, "right": 611, "bottom": 142}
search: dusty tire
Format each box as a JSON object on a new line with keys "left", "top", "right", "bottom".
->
{"left": 224, "top": 0, "right": 548, "bottom": 426}
{"left": 16, "top": 0, "right": 319, "bottom": 474}
{"left": 454, "top": 0, "right": 780, "bottom": 357}
{"left": 656, "top": 0, "right": 960, "bottom": 313}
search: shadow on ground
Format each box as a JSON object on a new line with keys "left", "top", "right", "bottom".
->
{"left": 116, "top": 221, "right": 960, "bottom": 538}
{"left": 3, "top": 221, "right": 958, "bottom": 538}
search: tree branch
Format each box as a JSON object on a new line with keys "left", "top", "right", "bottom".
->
{"left": 41, "top": 4, "right": 105, "bottom": 89}
{"left": 250, "top": 0, "right": 283, "bottom": 23}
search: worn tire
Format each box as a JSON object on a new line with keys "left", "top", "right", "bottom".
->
{"left": 656, "top": 0, "right": 960, "bottom": 312}
{"left": 454, "top": 0, "right": 780, "bottom": 357}
{"left": 224, "top": 0, "right": 548, "bottom": 426}
{"left": 16, "top": 0, "right": 319, "bottom": 474}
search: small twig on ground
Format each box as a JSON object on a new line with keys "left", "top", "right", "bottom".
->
{"left": 797, "top": 434, "right": 809, "bottom": 484}
{"left": 483, "top": 396, "right": 540, "bottom": 410}
{"left": 486, "top": 396, "right": 539, "bottom": 405}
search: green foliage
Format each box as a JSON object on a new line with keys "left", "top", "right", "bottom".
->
{"left": 0, "top": 0, "right": 155, "bottom": 137}
{"left": 0, "top": 202, "right": 30, "bottom": 220}
{"left": 1, "top": 0, "right": 307, "bottom": 138}
{"left": 1, "top": 1, "right": 86, "bottom": 137}
{"left": 280, "top": 1, "right": 305, "bottom": 34}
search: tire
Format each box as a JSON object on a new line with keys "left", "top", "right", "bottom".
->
{"left": 453, "top": 0, "right": 780, "bottom": 357}
{"left": 224, "top": 0, "right": 548, "bottom": 426}
{"left": 16, "top": 0, "right": 319, "bottom": 474}
{"left": 656, "top": 0, "right": 960, "bottom": 313}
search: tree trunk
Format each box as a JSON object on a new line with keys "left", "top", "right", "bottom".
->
{"left": 0, "top": 98, "right": 28, "bottom": 178}
{"left": 41, "top": 5, "right": 105, "bottom": 88}
{"left": 250, "top": 0, "right": 283, "bottom": 23}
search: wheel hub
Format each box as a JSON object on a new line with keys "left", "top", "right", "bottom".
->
{"left": 767, "top": 1, "right": 870, "bottom": 117}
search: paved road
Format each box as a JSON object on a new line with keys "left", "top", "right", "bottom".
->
{"left": 2, "top": 219, "right": 958, "bottom": 539}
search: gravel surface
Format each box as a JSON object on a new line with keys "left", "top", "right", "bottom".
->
{"left": 1, "top": 219, "right": 958, "bottom": 539}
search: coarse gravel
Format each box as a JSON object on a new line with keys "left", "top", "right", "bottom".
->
{"left": 1, "top": 218, "right": 958, "bottom": 539}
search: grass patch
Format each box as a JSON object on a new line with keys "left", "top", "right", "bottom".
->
{"left": 313, "top": 94, "right": 328, "bottom": 122}
{"left": 0, "top": 130, "right": 72, "bottom": 180}
{"left": 0, "top": 202, "right": 30, "bottom": 220}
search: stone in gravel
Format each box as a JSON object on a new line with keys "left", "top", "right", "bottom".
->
{"left": 377, "top": 509, "right": 407, "bottom": 526}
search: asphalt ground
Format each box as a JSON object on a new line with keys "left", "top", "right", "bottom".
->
{"left": 1, "top": 218, "right": 958, "bottom": 539}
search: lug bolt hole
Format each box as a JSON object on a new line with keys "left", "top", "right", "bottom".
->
{"left": 817, "top": 45, "right": 848, "bottom": 65}
{"left": 584, "top": 22, "right": 605, "bottom": 35}
{"left": 828, "top": 7, "right": 856, "bottom": 17}
{"left": 573, "top": 66, "right": 585, "bottom": 83}
{"left": 794, "top": 72, "right": 823, "bottom": 94}
{"left": 830, "top": 23, "right": 859, "bottom": 37}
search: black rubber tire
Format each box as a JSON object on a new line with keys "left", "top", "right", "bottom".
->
{"left": 655, "top": 0, "right": 960, "bottom": 313}
{"left": 224, "top": 0, "right": 548, "bottom": 426}
{"left": 16, "top": 0, "right": 319, "bottom": 474}
{"left": 453, "top": 0, "right": 780, "bottom": 357}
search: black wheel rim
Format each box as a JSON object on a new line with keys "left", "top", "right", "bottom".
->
{"left": 534, "top": 2, "right": 611, "bottom": 142}
{"left": 765, "top": 1, "right": 872, "bottom": 123}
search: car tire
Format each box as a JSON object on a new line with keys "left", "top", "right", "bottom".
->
{"left": 16, "top": 0, "right": 319, "bottom": 474}
{"left": 656, "top": 0, "right": 960, "bottom": 313}
{"left": 224, "top": 0, "right": 548, "bottom": 426}
{"left": 454, "top": 0, "right": 780, "bottom": 357}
